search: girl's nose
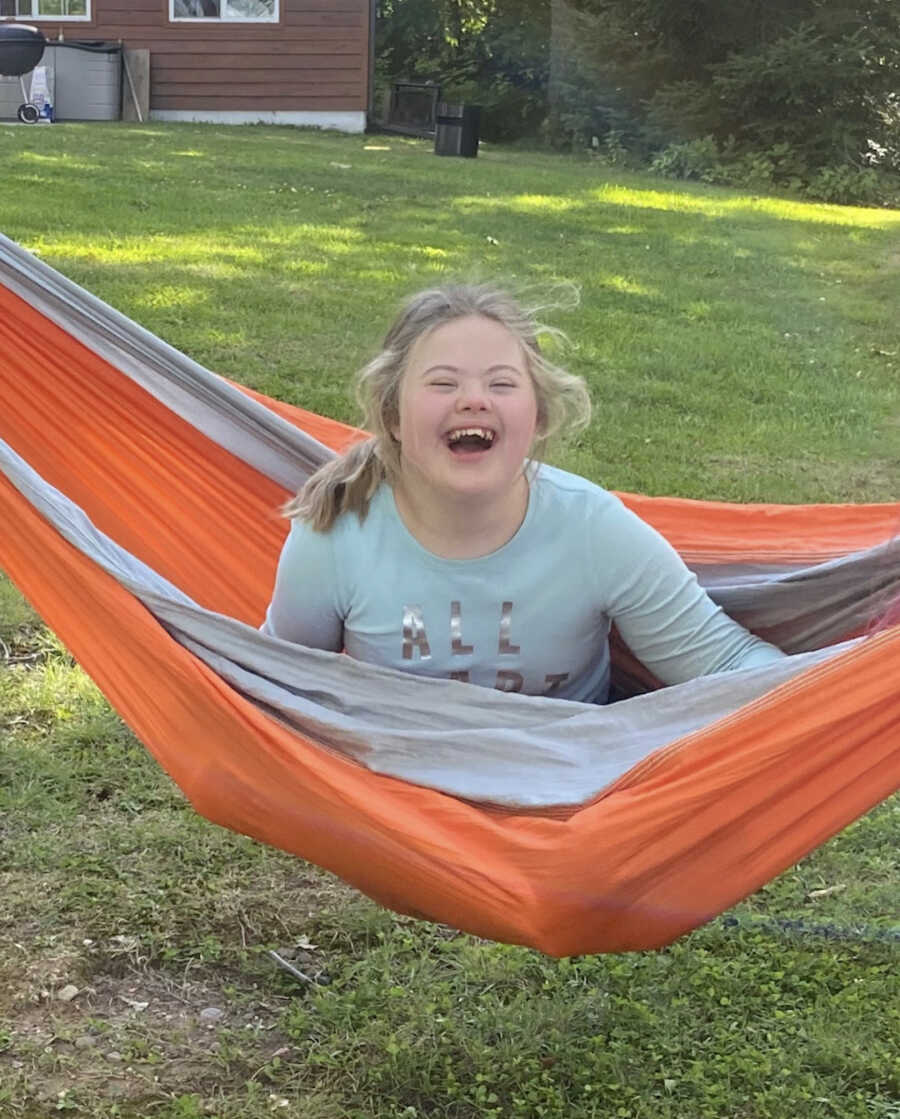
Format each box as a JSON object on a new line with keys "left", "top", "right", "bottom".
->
{"left": 456, "top": 380, "right": 490, "bottom": 412}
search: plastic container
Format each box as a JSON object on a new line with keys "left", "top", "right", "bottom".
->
{"left": 48, "top": 42, "right": 122, "bottom": 121}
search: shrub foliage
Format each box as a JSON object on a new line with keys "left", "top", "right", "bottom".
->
{"left": 376, "top": 0, "right": 900, "bottom": 203}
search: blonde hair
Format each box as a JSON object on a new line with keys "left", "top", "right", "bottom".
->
{"left": 286, "top": 284, "right": 593, "bottom": 531}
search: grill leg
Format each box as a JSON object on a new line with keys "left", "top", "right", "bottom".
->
{"left": 17, "top": 76, "right": 40, "bottom": 124}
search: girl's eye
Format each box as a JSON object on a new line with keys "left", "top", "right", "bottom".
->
{"left": 430, "top": 380, "right": 457, "bottom": 389}
{"left": 491, "top": 380, "right": 516, "bottom": 389}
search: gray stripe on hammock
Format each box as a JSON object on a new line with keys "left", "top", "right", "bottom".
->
{"left": 0, "top": 232, "right": 330, "bottom": 492}
{"left": 695, "top": 542, "right": 900, "bottom": 649}
{"left": 0, "top": 434, "right": 883, "bottom": 808}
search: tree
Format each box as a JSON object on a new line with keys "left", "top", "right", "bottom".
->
{"left": 549, "top": 0, "right": 900, "bottom": 169}
{"left": 377, "top": 0, "right": 551, "bottom": 140}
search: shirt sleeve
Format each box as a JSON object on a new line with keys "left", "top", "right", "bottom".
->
{"left": 597, "top": 498, "right": 786, "bottom": 685}
{"left": 259, "top": 517, "right": 344, "bottom": 652}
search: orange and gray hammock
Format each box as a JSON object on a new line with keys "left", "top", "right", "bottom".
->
{"left": 1, "top": 233, "right": 898, "bottom": 956}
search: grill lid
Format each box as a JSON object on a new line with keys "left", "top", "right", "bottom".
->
{"left": 0, "top": 24, "right": 47, "bottom": 79}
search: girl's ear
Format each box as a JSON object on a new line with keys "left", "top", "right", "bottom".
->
{"left": 386, "top": 379, "right": 403, "bottom": 443}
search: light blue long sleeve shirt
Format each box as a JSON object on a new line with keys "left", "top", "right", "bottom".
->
{"left": 261, "top": 465, "right": 785, "bottom": 703}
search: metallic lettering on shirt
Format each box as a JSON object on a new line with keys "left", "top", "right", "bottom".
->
{"left": 450, "top": 601, "right": 474, "bottom": 655}
{"left": 401, "top": 605, "right": 431, "bottom": 661}
{"left": 543, "top": 673, "right": 570, "bottom": 693}
{"left": 449, "top": 670, "right": 470, "bottom": 683}
{"left": 498, "top": 601, "right": 520, "bottom": 655}
{"left": 495, "top": 670, "right": 524, "bottom": 692}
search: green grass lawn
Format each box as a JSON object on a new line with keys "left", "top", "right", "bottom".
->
{"left": 0, "top": 123, "right": 898, "bottom": 1119}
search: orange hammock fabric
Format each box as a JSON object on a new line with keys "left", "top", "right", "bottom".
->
{"left": 1, "top": 260, "right": 899, "bottom": 956}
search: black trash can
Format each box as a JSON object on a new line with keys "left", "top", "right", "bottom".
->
{"left": 434, "top": 102, "right": 481, "bottom": 158}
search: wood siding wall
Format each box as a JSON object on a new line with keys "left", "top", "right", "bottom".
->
{"left": 18, "top": 0, "right": 370, "bottom": 113}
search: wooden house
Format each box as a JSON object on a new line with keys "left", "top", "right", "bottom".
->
{"left": 1, "top": 1, "right": 372, "bottom": 131}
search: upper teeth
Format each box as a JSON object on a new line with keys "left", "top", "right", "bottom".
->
{"left": 447, "top": 428, "right": 495, "bottom": 443}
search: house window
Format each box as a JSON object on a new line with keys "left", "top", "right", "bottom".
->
{"left": 0, "top": 0, "right": 89, "bottom": 16}
{"left": 171, "top": 0, "right": 278, "bottom": 20}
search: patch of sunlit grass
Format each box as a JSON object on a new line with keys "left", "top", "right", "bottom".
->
{"left": 598, "top": 274, "right": 659, "bottom": 297}
{"left": 594, "top": 183, "right": 900, "bottom": 227}
{"left": 455, "top": 182, "right": 900, "bottom": 228}
{"left": 7, "top": 149, "right": 101, "bottom": 172}
{"left": 23, "top": 234, "right": 265, "bottom": 268}
{"left": 135, "top": 284, "right": 211, "bottom": 311}
{"left": 283, "top": 259, "right": 329, "bottom": 276}
{"left": 23, "top": 225, "right": 365, "bottom": 270}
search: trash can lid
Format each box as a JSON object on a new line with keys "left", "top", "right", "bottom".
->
{"left": 55, "top": 40, "right": 123, "bottom": 53}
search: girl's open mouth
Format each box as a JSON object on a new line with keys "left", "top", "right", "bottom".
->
{"left": 446, "top": 427, "right": 496, "bottom": 455}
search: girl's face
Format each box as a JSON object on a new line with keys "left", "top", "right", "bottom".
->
{"left": 391, "top": 315, "right": 539, "bottom": 504}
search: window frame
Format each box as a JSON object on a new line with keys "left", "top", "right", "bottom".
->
{"left": 3, "top": 0, "right": 91, "bottom": 18}
{"left": 169, "top": 0, "right": 280, "bottom": 22}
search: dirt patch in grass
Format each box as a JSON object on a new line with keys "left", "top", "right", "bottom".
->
{"left": 0, "top": 964, "right": 255, "bottom": 1108}
{"left": 0, "top": 866, "right": 355, "bottom": 1116}
{"left": 0, "top": 936, "right": 330, "bottom": 1115}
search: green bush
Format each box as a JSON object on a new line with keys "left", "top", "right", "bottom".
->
{"left": 709, "top": 24, "right": 890, "bottom": 169}
{"left": 716, "top": 142, "right": 809, "bottom": 192}
{"left": 803, "top": 165, "right": 900, "bottom": 206}
{"left": 590, "top": 128, "right": 632, "bottom": 166}
{"left": 645, "top": 133, "right": 898, "bottom": 206}
{"left": 649, "top": 137, "right": 726, "bottom": 183}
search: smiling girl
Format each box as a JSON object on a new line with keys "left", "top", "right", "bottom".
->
{"left": 262, "top": 285, "right": 785, "bottom": 702}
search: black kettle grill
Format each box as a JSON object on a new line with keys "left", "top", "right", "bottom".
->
{"left": 0, "top": 23, "right": 47, "bottom": 123}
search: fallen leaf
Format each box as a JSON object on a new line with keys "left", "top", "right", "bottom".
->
{"left": 119, "top": 996, "right": 149, "bottom": 1011}
{"left": 807, "top": 884, "right": 847, "bottom": 900}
